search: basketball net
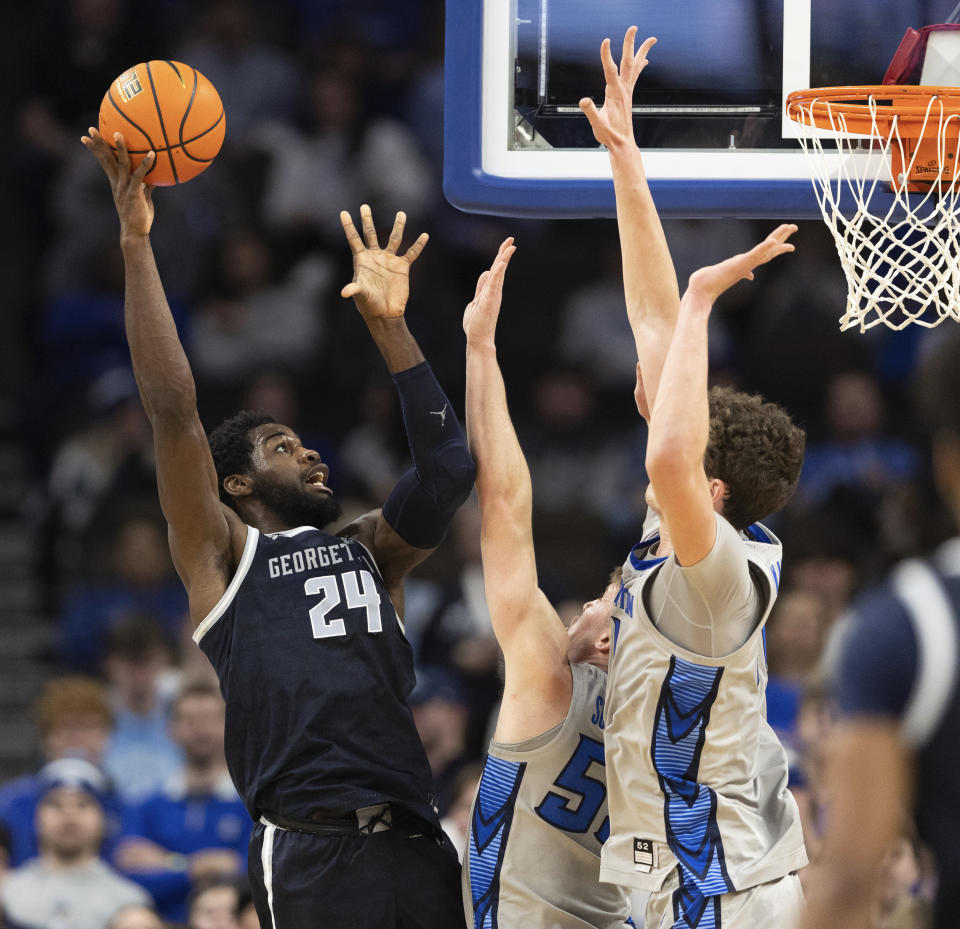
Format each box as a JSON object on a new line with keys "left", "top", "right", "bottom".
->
{"left": 790, "top": 93, "right": 960, "bottom": 332}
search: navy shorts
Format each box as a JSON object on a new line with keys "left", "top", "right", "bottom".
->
{"left": 248, "top": 815, "right": 463, "bottom": 929}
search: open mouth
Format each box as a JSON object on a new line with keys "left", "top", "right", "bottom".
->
{"left": 305, "top": 465, "right": 332, "bottom": 493}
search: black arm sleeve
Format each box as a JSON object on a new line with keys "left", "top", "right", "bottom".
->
{"left": 381, "top": 362, "right": 476, "bottom": 548}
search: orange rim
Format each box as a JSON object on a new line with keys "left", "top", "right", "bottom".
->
{"left": 786, "top": 85, "right": 960, "bottom": 134}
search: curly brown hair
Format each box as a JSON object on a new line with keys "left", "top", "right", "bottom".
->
{"left": 703, "top": 386, "right": 805, "bottom": 530}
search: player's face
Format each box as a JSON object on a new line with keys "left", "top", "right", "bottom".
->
{"left": 248, "top": 424, "right": 343, "bottom": 528}
{"left": 566, "top": 583, "right": 617, "bottom": 669}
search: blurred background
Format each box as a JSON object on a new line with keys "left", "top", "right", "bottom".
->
{"left": 0, "top": 0, "right": 949, "bottom": 926}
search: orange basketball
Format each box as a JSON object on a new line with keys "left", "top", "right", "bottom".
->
{"left": 99, "top": 61, "right": 225, "bottom": 186}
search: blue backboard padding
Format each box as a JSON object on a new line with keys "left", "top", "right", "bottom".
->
{"left": 441, "top": 2, "right": 884, "bottom": 220}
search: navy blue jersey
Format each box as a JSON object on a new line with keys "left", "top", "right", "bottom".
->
{"left": 193, "top": 524, "right": 439, "bottom": 827}
{"left": 837, "top": 539, "right": 960, "bottom": 929}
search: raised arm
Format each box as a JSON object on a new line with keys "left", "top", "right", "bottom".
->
{"left": 337, "top": 206, "right": 475, "bottom": 611}
{"left": 81, "top": 129, "right": 238, "bottom": 621}
{"left": 580, "top": 28, "right": 676, "bottom": 418}
{"left": 648, "top": 225, "right": 797, "bottom": 565}
{"left": 463, "top": 240, "right": 572, "bottom": 740}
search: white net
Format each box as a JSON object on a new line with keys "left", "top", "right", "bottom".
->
{"left": 791, "top": 93, "right": 960, "bottom": 331}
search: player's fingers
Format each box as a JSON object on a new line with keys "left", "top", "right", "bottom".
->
{"left": 341, "top": 282, "right": 361, "bottom": 299}
{"left": 386, "top": 211, "right": 406, "bottom": 255}
{"left": 493, "top": 243, "right": 516, "bottom": 276}
{"left": 339, "top": 211, "right": 363, "bottom": 255}
{"left": 494, "top": 236, "right": 515, "bottom": 261}
{"left": 600, "top": 38, "right": 619, "bottom": 85}
{"left": 472, "top": 270, "right": 491, "bottom": 302}
{"left": 132, "top": 151, "right": 155, "bottom": 182}
{"left": 81, "top": 127, "right": 118, "bottom": 176}
{"left": 403, "top": 231, "right": 429, "bottom": 264}
{"left": 579, "top": 98, "right": 601, "bottom": 128}
{"left": 359, "top": 204, "right": 379, "bottom": 249}
{"left": 113, "top": 132, "right": 130, "bottom": 170}
{"left": 770, "top": 223, "right": 799, "bottom": 244}
{"left": 621, "top": 26, "right": 638, "bottom": 74}
{"left": 636, "top": 35, "right": 657, "bottom": 70}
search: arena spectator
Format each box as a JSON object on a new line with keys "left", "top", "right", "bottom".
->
{"left": 253, "top": 59, "right": 433, "bottom": 245}
{"left": 60, "top": 511, "right": 188, "bottom": 672}
{"left": 107, "top": 904, "right": 166, "bottom": 929}
{"left": 102, "top": 618, "right": 183, "bottom": 803}
{"left": 765, "top": 589, "right": 830, "bottom": 745}
{"left": 0, "top": 759, "right": 149, "bottom": 929}
{"left": 185, "top": 876, "right": 242, "bottom": 929}
{"left": 0, "top": 677, "right": 117, "bottom": 866}
{"left": 115, "top": 681, "right": 250, "bottom": 923}
{"left": 188, "top": 229, "right": 332, "bottom": 386}
{"left": 798, "top": 371, "right": 919, "bottom": 509}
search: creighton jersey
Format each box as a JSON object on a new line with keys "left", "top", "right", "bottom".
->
{"left": 601, "top": 516, "right": 807, "bottom": 915}
{"left": 464, "top": 662, "right": 631, "bottom": 929}
{"left": 193, "top": 525, "right": 439, "bottom": 827}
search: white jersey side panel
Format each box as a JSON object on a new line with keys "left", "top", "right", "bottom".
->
{"left": 463, "top": 662, "right": 632, "bottom": 929}
{"left": 600, "top": 520, "right": 807, "bottom": 905}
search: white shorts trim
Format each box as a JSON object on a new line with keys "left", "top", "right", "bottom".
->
{"left": 192, "top": 525, "right": 260, "bottom": 643}
{"left": 260, "top": 819, "right": 277, "bottom": 929}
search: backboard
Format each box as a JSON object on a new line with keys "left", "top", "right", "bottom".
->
{"left": 443, "top": 1, "right": 960, "bottom": 218}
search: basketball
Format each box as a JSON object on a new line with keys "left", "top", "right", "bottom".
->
{"left": 98, "top": 61, "right": 225, "bottom": 186}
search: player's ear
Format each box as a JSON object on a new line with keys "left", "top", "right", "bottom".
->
{"left": 223, "top": 473, "right": 253, "bottom": 500}
{"left": 595, "top": 630, "right": 611, "bottom": 655}
{"left": 707, "top": 477, "right": 727, "bottom": 511}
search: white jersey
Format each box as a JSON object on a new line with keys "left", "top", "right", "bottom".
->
{"left": 600, "top": 515, "right": 807, "bottom": 913}
{"left": 463, "top": 662, "right": 632, "bottom": 929}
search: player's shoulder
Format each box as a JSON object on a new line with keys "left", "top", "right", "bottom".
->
{"left": 739, "top": 520, "right": 783, "bottom": 562}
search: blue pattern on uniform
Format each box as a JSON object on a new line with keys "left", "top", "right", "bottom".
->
{"left": 469, "top": 756, "right": 525, "bottom": 929}
{"left": 652, "top": 655, "right": 733, "bottom": 927}
{"left": 672, "top": 866, "right": 722, "bottom": 928}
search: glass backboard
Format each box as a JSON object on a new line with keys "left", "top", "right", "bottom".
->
{"left": 443, "top": 0, "right": 960, "bottom": 218}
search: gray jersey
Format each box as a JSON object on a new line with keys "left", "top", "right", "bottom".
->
{"left": 601, "top": 515, "right": 807, "bottom": 909}
{"left": 463, "top": 662, "right": 631, "bottom": 929}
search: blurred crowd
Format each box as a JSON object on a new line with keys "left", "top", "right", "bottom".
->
{"left": 2, "top": 0, "right": 955, "bottom": 926}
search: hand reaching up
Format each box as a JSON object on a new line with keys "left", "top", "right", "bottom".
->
{"left": 579, "top": 27, "right": 657, "bottom": 150}
{"left": 686, "top": 224, "right": 798, "bottom": 304}
{"left": 340, "top": 205, "right": 429, "bottom": 322}
{"left": 462, "top": 238, "right": 517, "bottom": 349}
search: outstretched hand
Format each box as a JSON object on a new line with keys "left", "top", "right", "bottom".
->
{"left": 579, "top": 27, "right": 657, "bottom": 150}
{"left": 462, "top": 238, "right": 516, "bottom": 348}
{"left": 686, "top": 224, "right": 798, "bottom": 304}
{"left": 340, "top": 205, "right": 428, "bottom": 322}
{"left": 80, "top": 128, "right": 156, "bottom": 238}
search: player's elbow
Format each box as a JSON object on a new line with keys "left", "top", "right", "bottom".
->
{"left": 645, "top": 437, "right": 701, "bottom": 487}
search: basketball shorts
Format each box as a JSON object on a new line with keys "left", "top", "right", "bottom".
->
{"left": 644, "top": 870, "right": 804, "bottom": 929}
{"left": 248, "top": 808, "right": 463, "bottom": 929}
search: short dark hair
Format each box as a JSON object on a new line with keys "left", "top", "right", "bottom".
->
{"left": 207, "top": 410, "right": 274, "bottom": 508}
{"left": 703, "top": 386, "right": 806, "bottom": 530}
{"left": 170, "top": 679, "right": 223, "bottom": 718}
{"left": 916, "top": 328, "right": 960, "bottom": 437}
{"left": 104, "top": 614, "right": 171, "bottom": 662}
